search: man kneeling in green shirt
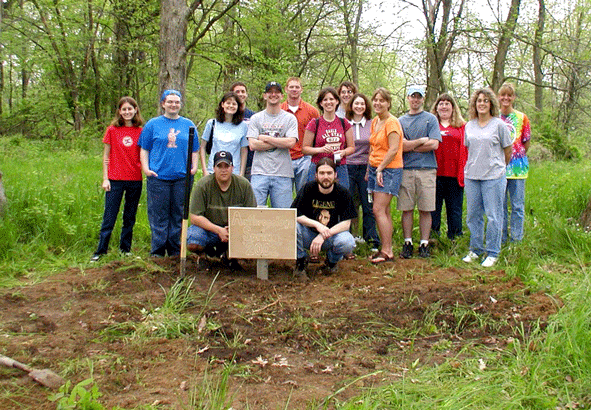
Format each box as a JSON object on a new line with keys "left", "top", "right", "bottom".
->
{"left": 187, "top": 151, "right": 257, "bottom": 270}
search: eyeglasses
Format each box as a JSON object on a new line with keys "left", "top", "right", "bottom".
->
{"left": 341, "top": 90, "right": 353, "bottom": 95}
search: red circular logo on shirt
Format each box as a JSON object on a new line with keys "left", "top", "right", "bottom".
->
{"left": 122, "top": 136, "right": 133, "bottom": 147}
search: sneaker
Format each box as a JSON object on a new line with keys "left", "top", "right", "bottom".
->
{"left": 121, "top": 251, "right": 133, "bottom": 257}
{"left": 462, "top": 251, "right": 479, "bottom": 263}
{"left": 90, "top": 254, "right": 102, "bottom": 262}
{"left": 481, "top": 256, "right": 498, "bottom": 267}
{"left": 400, "top": 242, "right": 413, "bottom": 259}
{"left": 418, "top": 243, "right": 430, "bottom": 258}
{"left": 354, "top": 236, "right": 365, "bottom": 244}
{"left": 321, "top": 261, "right": 338, "bottom": 276}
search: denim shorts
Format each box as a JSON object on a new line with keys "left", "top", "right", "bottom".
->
{"left": 367, "top": 166, "right": 402, "bottom": 196}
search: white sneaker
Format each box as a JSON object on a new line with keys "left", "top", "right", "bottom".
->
{"left": 481, "top": 256, "right": 498, "bottom": 267}
{"left": 462, "top": 251, "right": 479, "bottom": 263}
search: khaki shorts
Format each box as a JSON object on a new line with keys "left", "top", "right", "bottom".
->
{"left": 396, "top": 169, "right": 437, "bottom": 212}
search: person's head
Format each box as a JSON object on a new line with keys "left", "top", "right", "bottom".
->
{"left": 406, "top": 85, "right": 425, "bottom": 113}
{"left": 316, "top": 87, "right": 340, "bottom": 113}
{"left": 160, "top": 89, "right": 182, "bottom": 118}
{"left": 230, "top": 81, "right": 248, "bottom": 105}
{"left": 497, "top": 82, "right": 516, "bottom": 111}
{"left": 431, "top": 93, "right": 465, "bottom": 128}
{"left": 337, "top": 81, "right": 358, "bottom": 108}
{"left": 346, "top": 93, "right": 372, "bottom": 121}
{"left": 111, "top": 96, "right": 144, "bottom": 127}
{"left": 315, "top": 157, "right": 337, "bottom": 190}
{"left": 469, "top": 88, "right": 499, "bottom": 119}
{"left": 285, "top": 77, "right": 303, "bottom": 101}
{"left": 212, "top": 151, "right": 234, "bottom": 183}
{"left": 263, "top": 81, "right": 283, "bottom": 107}
{"left": 372, "top": 87, "right": 392, "bottom": 116}
{"left": 215, "top": 92, "right": 244, "bottom": 125}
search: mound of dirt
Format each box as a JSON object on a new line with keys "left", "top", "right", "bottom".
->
{"left": 0, "top": 256, "right": 558, "bottom": 409}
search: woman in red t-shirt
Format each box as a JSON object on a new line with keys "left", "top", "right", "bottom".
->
{"left": 302, "top": 87, "right": 355, "bottom": 189}
{"left": 430, "top": 93, "right": 467, "bottom": 240}
{"left": 91, "top": 97, "right": 145, "bottom": 261}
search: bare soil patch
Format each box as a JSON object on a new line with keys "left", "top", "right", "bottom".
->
{"left": 0, "top": 256, "right": 558, "bottom": 409}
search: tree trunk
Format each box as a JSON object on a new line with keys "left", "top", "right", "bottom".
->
{"left": 533, "top": 0, "right": 545, "bottom": 111}
{"left": 491, "top": 0, "right": 521, "bottom": 92}
{"left": 158, "top": 0, "right": 190, "bottom": 96}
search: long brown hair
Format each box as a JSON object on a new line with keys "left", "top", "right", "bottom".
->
{"left": 346, "top": 93, "right": 372, "bottom": 121}
{"left": 431, "top": 93, "right": 465, "bottom": 128}
{"left": 468, "top": 88, "right": 499, "bottom": 120}
{"left": 110, "top": 96, "right": 144, "bottom": 127}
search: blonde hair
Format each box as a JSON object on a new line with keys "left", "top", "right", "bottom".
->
{"left": 468, "top": 88, "right": 499, "bottom": 119}
{"left": 371, "top": 87, "right": 392, "bottom": 112}
{"left": 431, "top": 93, "right": 465, "bottom": 128}
{"left": 498, "top": 82, "right": 516, "bottom": 96}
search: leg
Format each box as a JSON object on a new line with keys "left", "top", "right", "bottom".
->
{"left": 446, "top": 179, "right": 464, "bottom": 240}
{"left": 119, "top": 181, "right": 142, "bottom": 253}
{"left": 167, "top": 177, "right": 187, "bottom": 256}
{"left": 508, "top": 179, "right": 525, "bottom": 242}
{"left": 401, "top": 211, "right": 414, "bottom": 239}
{"left": 187, "top": 224, "right": 222, "bottom": 253}
{"left": 356, "top": 166, "right": 380, "bottom": 247}
{"left": 431, "top": 176, "right": 445, "bottom": 235}
{"left": 336, "top": 164, "right": 349, "bottom": 191}
{"left": 293, "top": 156, "right": 311, "bottom": 194}
{"left": 146, "top": 177, "right": 170, "bottom": 256}
{"left": 416, "top": 169, "right": 436, "bottom": 242}
{"left": 296, "top": 223, "right": 317, "bottom": 259}
{"left": 324, "top": 231, "right": 356, "bottom": 264}
{"left": 482, "top": 176, "right": 506, "bottom": 258}
{"left": 372, "top": 192, "right": 394, "bottom": 258}
{"left": 95, "top": 180, "right": 125, "bottom": 255}
{"left": 464, "top": 178, "right": 484, "bottom": 255}
{"left": 348, "top": 164, "right": 361, "bottom": 237}
{"left": 418, "top": 211, "right": 432, "bottom": 242}
{"left": 250, "top": 174, "right": 270, "bottom": 207}
{"left": 502, "top": 179, "right": 510, "bottom": 244}
{"left": 269, "top": 176, "right": 293, "bottom": 209}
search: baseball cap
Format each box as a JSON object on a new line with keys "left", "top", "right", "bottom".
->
{"left": 213, "top": 151, "right": 233, "bottom": 167}
{"left": 407, "top": 85, "right": 425, "bottom": 97}
{"left": 264, "top": 81, "right": 282, "bottom": 93}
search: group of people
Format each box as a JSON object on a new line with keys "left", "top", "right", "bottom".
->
{"left": 91, "top": 78, "right": 530, "bottom": 275}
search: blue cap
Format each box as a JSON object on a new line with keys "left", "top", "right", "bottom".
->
{"left": 161, "top": 89, "right": 182, "bottom": 102}
{"left": 407, "top": 85, "right": 425, "bottom": 97}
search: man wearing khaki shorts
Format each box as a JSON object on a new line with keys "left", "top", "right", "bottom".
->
{"left": 398, "top": 85, "right": 442, "bottom": 258}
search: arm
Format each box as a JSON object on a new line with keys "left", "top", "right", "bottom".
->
{"left": 140, "top": 148, "right": 158, "bottom": 177}
{"left": 191, "top": 151, "right": 199, "bottom": 175}
{"left": 190, "top": 214, "right": 229, "bottom": 242}
{"left": 376, "top": 131, "right": 401, "bottom": 187}
{"left": 259, "top": 134, "right": 297, "bottom": 149}
{"left": 102, "top": 144, "right": 111, "bottom": 191}
{"left": 249, "top": 136, "right": 275, "bottom": 151}
{"left": 199, "top": 141, "right": 209, "bottom": 176}
{"left": 301, "top": 129, "right": 331, "bottom": 155}
{"left": 239, "top": 146, "right": 248, "bottom": 176}
{"left": 413, "top": 138, "right": 439, "bottom": 152}
{"left": 523, "top": 140, "right": 530, "bottom": 153}
{"left": 504, "top": 146, "right": 512, "bottom": 164}
{"left": 335, "top": 127, "right": 355, "bottom": 158}
{"left": 403, "top": 137, "right": 429, "bottom": 152}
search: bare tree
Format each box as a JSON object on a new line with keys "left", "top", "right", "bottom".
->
{"left": 532, "top": 0, "right": 545, "bottom": 111}
{"left": 490, "top": 0, "right": 521, "bottom": 92}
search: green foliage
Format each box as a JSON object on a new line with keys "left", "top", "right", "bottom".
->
{"left": 532, "top": 111, "right": 581, "bottom": 160}
{"left": 49, "top": 378, "right": 105, "bottom": 410}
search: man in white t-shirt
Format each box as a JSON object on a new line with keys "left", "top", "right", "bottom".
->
{"left": 247, "top": 81, "right": 298, "bottom": 208}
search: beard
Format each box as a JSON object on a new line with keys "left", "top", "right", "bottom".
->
{"left": 317, "top": 178, "right": 335, "bottom": 189}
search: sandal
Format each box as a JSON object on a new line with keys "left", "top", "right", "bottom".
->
{"left": 344, "top": 253, "right": 356, "bottom": 260}
{"left": 370, "top": 251, "right": 393, "bottom": 264}
{"left": 309, "top": 255, "right": 321, "bottom": 263}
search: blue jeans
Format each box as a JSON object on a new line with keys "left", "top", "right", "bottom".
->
{"left": 297, "top": 223, "right": 355, "bottom": 264}
{"left": 146, "top": 176, "right": 189, "bottom": 256}
{"left": 251, "top": 174, "right": 293, "bottom": 208}
{"left": 348, "top": 164, "right": 380, "bottom": 247}
{"left": 465, "top": 176, "right": 506, "bottom": 258}
{"left": 292, "top": 156, "right": 312, "bottom": 194}
{"left": 307, "top": 163, "right": 350, "bottom": 191}
{"left": 432, "top": 176, "right": 464, "bottom": 240}
{"left": 95, "top": 180, "right": 142, "bottom": 255}
{"left": 503, "top": 179, "right": 525, "bottom": 243}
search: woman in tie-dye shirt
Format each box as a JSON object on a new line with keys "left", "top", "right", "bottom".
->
{"left": 498, "top": 83, "right": 531, "bottom": 243}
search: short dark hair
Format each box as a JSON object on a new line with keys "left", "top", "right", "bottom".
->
{"left": 345, "top": 93, "right": 372, "bottom": 121}
{"left": 316, "top": 157, "right": 337, "bottom": 172}
{"left": 215, "top": 92, "right": 244, "bottom": 125}
{"left": 316, "top": 87, "right": 340, "bottom": 113}
{"left": 230, "top": 81, "right": 247, "bottom": 92}
{"left": 337, "top": 81, "right": 358, "bottom": 96}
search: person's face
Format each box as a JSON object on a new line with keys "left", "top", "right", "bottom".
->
{"left": 476, "top": 93, "right": 491, "bottom": 116}
{"left": 339, "top": 87, "right": 353, "bottom": 105}
{"left": 264, "top": 87, "right": 283, "bottom": 105}
{"left": 372, "top": 93, "right": 390, "bottom": 115}
{"left": 436, "top": 100, "right": 453, "bottom": 121}
{"left": 407, "top": 92, "right": 424, "bottom": 111}
{"left": 119, "top": 102, "right": 137, "bottom": 123}
{"left": 162, "top": 95, "right": 181, "bottom": 116}
{"left": 351, "top": 96, "right": 366, "bottom": 117}
{"left": 498, "top": 92, "right": 515, "bottom": 110}
{"left": 286, "top": 81, "right": 303, "bottom": 100}
{"left": 214, "top": 162, "right": 233, "bottom": 183}
{"left": 221, "top": 97, "right": 239, "bottom": 116}
{"left": 232, "top": 86, "right": 248, "bottom": 104}
{"left": 316, "top": 164, "right": 336, "bottom": 189}
{"left": 320, "top": 92, "right": 338, "bottom": 113}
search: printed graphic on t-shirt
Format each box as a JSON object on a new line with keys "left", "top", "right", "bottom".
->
{"left": 312, "top": 198, "right": 336, "bottom": 225}
{"left": 261, "top": 124, "right": 284, "bottom": 152}
{"left": 167, "top": 128, "right": 180, "bottom": 148}
{"left": 122, "top": 136, "right": 134, "bottom": 147}
{"left": 323, "top": 128, "right": 342, "bottom": 152}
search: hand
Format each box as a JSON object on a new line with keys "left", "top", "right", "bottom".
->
{"left": 218, "top": 226, "right": 229, "bottom": 242}
{"left": 320, "top": 228, "right": 332, "bottom": 240}
{"left": 102, "top": 179, "right": 111, "bottom": 192}
{"left": 377, "top": 169, "right": 384, "bottom": 187}
{"left": 190, "top": 165, "right": 198, "bottom": 175}
{"left": 316, "top": 224, "right": 330, "bottom": 236}
{"left": 144, "top": 169, "right": 158, "bottom": 178}
{"left": 309, "top": 235, "right": 325, "bottom": 256}
{"left": 320, "top": 145, "right": 333, "bottom": 154}
{"left": 202, "top": 169, "right": 209, "bottom": 177}
{"left": 364, "top": 168, "right": 369, "bottom": 182}
{"left": 334, "top": 149, "right": 346, "bottom": 157}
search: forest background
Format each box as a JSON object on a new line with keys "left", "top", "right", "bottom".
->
{"left": 0, "top": 0, "right": 588, "bottom": 163}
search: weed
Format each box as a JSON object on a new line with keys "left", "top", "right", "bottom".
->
{"left": 48, "top": 378, "right": 105, "bottom": 410}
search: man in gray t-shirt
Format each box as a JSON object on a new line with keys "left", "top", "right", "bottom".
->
{"left": 398, "top": 85, "right": 442, "bottom": 259}
{"left": 247, "top": 81, "right": 298, "bottom": 208}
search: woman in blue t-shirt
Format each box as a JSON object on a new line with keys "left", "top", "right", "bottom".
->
{"left": 139, "top": 90, "right": 200, "bottom": 257}
{"left": 199, "top": 92, "right": 248, "bottom": 176}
